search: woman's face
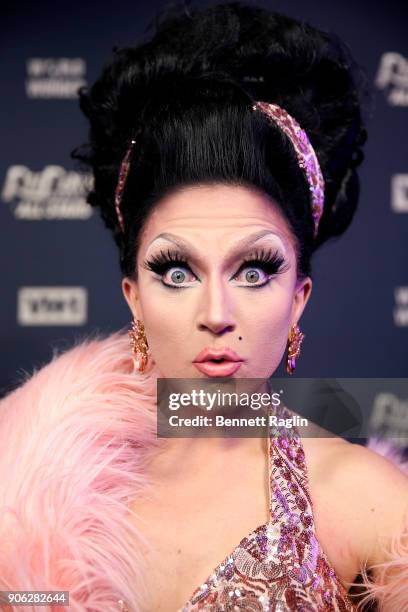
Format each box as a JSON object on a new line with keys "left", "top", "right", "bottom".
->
{"left": 122, "top": 183, "right": 312, "bottom": 379}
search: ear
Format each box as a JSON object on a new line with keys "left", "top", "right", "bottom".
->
{"left": 291, "top": 276, "right": 313, "bottom": 324}
{"left": 121, "top": 277, "right": 143, "bottom": 321}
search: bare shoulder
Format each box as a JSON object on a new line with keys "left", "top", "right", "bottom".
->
{"left": 305, "top": 436, "right": 408, "bottom": 567}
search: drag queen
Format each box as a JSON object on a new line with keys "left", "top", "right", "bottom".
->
{"left": 1, "top": 2, "right": 407, "bottom": 611}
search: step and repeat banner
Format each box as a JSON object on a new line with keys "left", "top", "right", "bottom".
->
{"left": 1, "top": 0, "right": 407, "bottom": 445}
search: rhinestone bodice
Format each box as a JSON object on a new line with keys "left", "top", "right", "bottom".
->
{"left": 178, "top": 403, "right": 356, "bottom": 611}
{"left": 119, "top": 402, "right": 357, "bottom": 611}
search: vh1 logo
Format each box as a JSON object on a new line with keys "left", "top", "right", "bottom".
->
{"left": 17, "top": 287, "right": 87, "bottom": 326}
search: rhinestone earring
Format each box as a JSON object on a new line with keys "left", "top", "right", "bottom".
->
{"left": 286, "top": 323, "right": 305, "bottom": 375}
{"left": 128, "top": 318, "right": 149, "bottom": 372}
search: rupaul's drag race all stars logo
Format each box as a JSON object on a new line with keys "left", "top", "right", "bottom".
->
{"left": 376, "top": 52, "right": 408, "bottom": 106}
{"left": 25, "top": 57, "right": 86, "bottom": 98}
{"left": 1, "top": 165, "right": 93, "bottom": 220}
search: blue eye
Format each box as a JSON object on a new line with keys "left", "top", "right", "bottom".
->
{"left": 170, "top": 269, "right": 186, "bottom": 284}
{"left": 246, "top": 269, "right": 260, "bottom": 283}
{"left": 142, "top": 250, "right": 196, "bottom": 289}
{"left": 231, "top": 265, "right": 270, "bottom": 288}
{"left": 232, "top": 250, "right": 288, "bottom": 288}
{"left": 165, "top": 267, "right": 197, "bottom": 287}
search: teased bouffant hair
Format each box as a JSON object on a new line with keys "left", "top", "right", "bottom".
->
{"left": 72, "top": 0, "right": 370, "bottom": 280}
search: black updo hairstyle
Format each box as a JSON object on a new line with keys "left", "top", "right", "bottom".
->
{"left": 72, "top": 0, "right": 370, "bottom": 281}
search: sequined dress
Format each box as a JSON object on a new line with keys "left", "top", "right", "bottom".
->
{"left": 119, "top": 402, "right": 357, "bottom": 612}
{"left": 178, "top": 402, "right": 356, "bottom": 611}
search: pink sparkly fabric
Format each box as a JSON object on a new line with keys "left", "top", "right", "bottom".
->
{"left": 252, "top": 101, "right": 325, "bottom": 238}
{"left": 179, "top": 403, "right": 356, "bottom": 612}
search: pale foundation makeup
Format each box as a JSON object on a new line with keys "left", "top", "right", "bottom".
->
{"left": 122, "top": 183, "right": 313, "bottom": 383}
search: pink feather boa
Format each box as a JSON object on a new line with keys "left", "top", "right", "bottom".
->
{"left": 0, "top": 329, "right": 407, "bottom": 611}
{"left": 0, "top": 329, "right": 166, "bottom": 611}
{"left": 350, "top": 437, "right": 408, "bottom": 611}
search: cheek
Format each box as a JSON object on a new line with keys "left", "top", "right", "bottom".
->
{"left": 138, "top": 284, "right": 192, "bottom": 359}
{"left": 241, "top": 288, "right": 293, "bottom": 372}
{"left": 253, "top": 311, "right": 291, "bottom": 358}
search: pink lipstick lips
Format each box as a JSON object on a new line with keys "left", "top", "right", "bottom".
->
{"left": 192, "top": 347, "right": 244, "bottom": 377}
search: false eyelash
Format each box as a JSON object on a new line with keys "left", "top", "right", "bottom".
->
{"left": 142, "top": 247, "right": 287, "bottom": 278}
{"left": 142, "top": 249, "right": 189, "bottom": 275}
{"left": 238, "top": 248, "right": 287, "bottom": 276}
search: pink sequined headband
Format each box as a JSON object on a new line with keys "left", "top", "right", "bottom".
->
{"left": 114, "top": 101, "right": 325, "bottom": 237}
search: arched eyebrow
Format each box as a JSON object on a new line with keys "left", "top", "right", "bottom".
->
{"left": 145, "top": 229, "right": 288, "bottom": 268}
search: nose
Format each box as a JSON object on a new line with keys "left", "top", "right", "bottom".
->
{"left": 196, "top": 275, "right": 236, "bottom": 335}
